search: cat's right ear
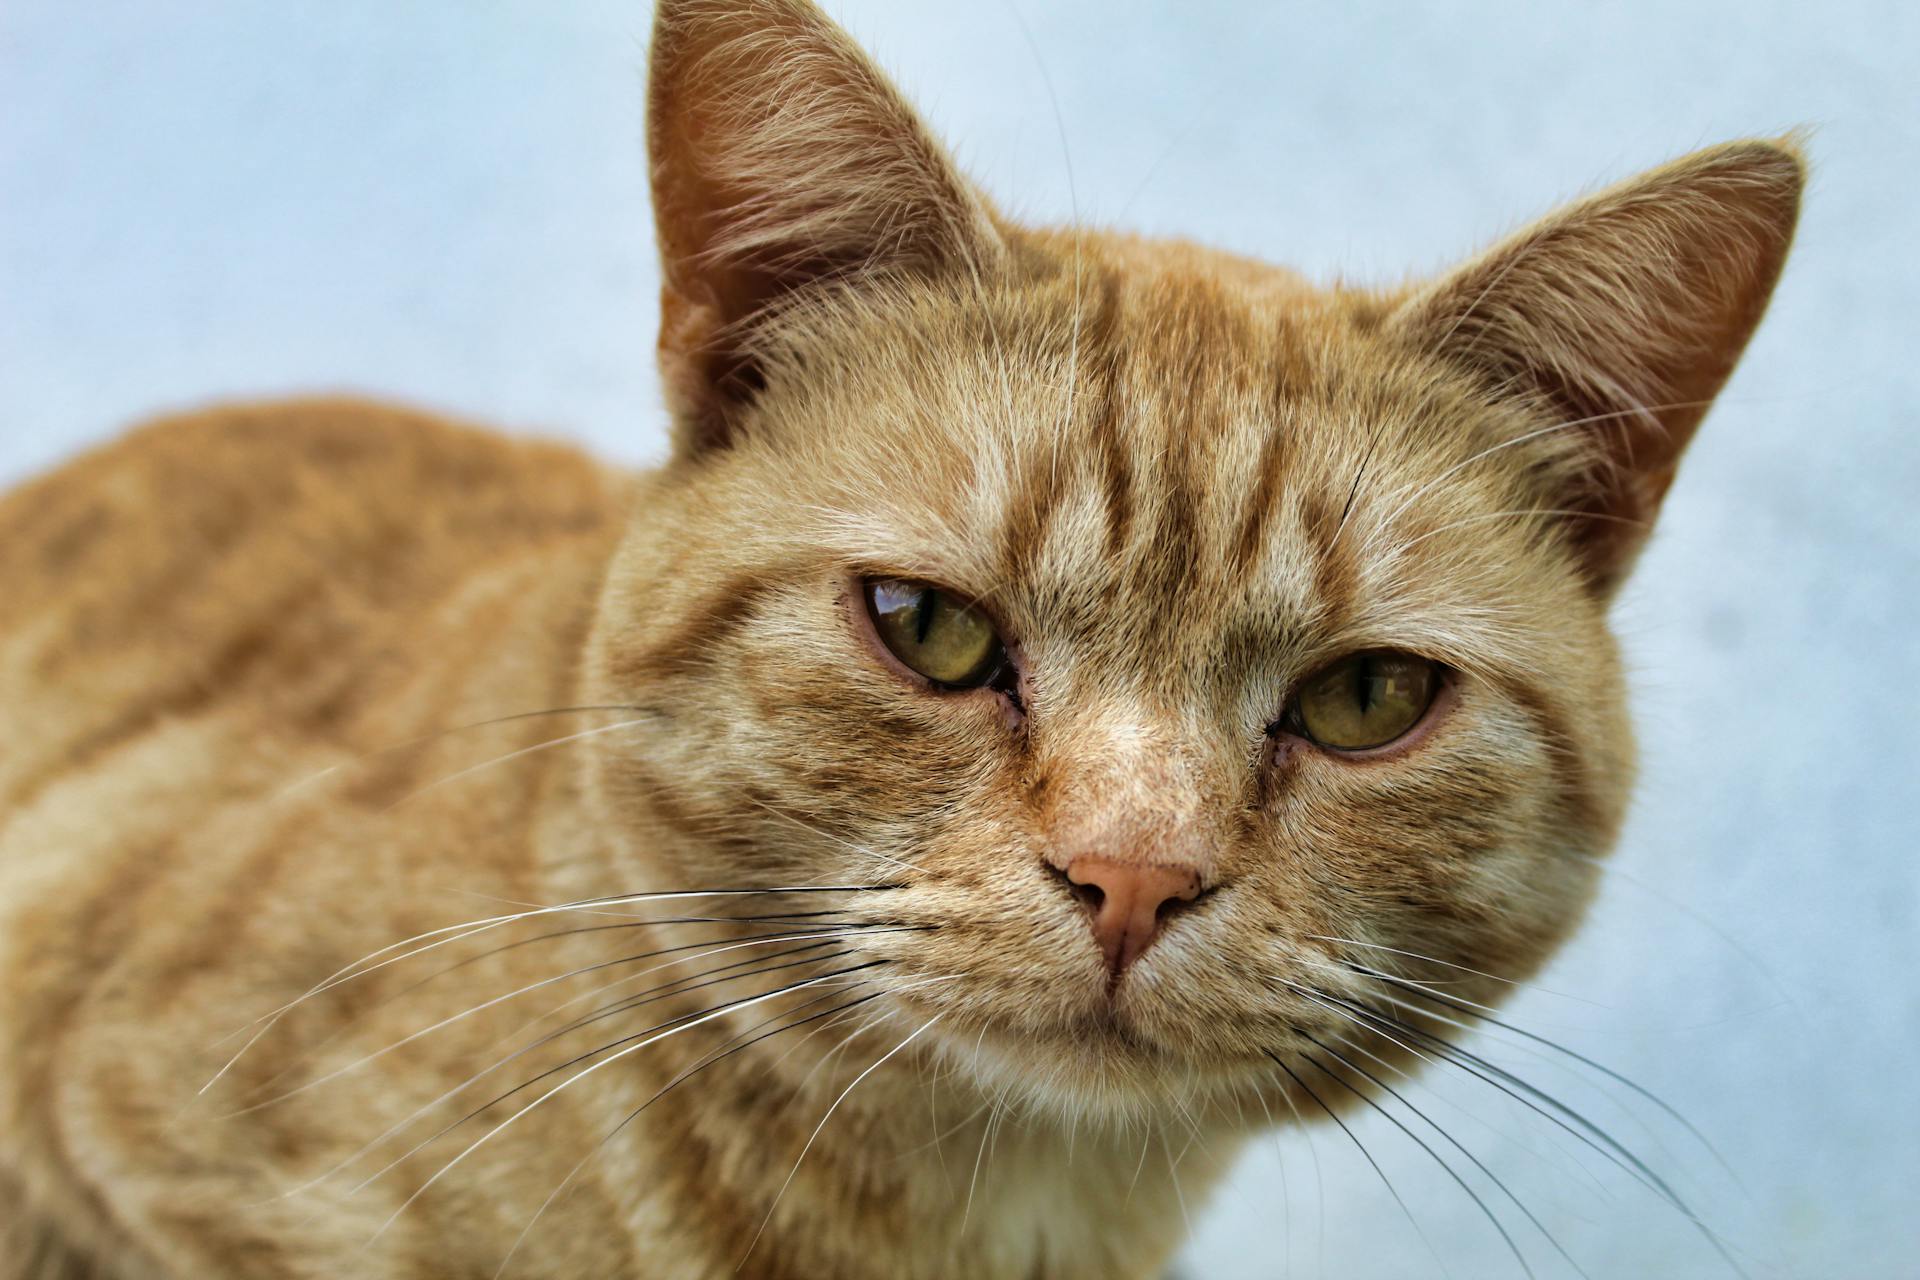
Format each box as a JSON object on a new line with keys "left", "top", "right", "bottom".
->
{"left": 648, "top": 0, "right": 1004, "bottom": 458}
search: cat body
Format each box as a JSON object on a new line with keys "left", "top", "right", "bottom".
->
{"left": 0, "top": 2, "right": 1799, "bottom": 1277}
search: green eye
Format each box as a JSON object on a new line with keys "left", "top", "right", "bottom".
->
{"left": 1292, "top": 651, "right": 1439, "bottom": 751}
{"left": 864, "top": 578, "right": 1006, "bottom": 688}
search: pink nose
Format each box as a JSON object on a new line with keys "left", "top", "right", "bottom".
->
{"left": 1062, "top": 855, "right": 1204, "bottom": 976}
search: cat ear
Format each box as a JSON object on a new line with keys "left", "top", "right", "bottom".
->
{"left": 648, "top": 0, "right": 1004, "bottom": 457}
{"left": 1388, "top": 139, "right": 1803, "bottom": 596}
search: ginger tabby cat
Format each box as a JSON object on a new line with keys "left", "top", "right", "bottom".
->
{"left": 0, "top": 1, "right": 1800, "bottom": 1276}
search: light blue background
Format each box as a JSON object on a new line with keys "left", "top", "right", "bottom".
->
{"left": 3, "top": 3, "right": 1914, "bottom": 1276}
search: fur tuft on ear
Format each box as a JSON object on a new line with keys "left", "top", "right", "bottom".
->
{"left": 648, "top": 0, "right": 1004, "bottom": 458}
{"left": 1391, "top": 138, "right": 1804, "bottom": 595}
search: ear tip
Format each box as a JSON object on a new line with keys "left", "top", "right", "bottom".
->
{"left": 1695, "top": 136, "right": 1810, "bottom": 206}
{"left": 651, "top": 0, "right": 826, "bottom": 32}
{"left": 1732, "top": 134, "right": 1810, "bottom": 182}
{"left": 1650, "top": 137, "right": 1805, "bottom": 253}
{"left": 648, "top": 0, "right": 824, "bottom": 69}
{"left": 1767, "top": 126, "right": 1816, "bottom": 165}
{"left": 1764, "top": 130, "right": 1814, "bottom": 200}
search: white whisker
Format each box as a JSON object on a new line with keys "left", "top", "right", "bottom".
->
{"left": 741, "top": 795, "right": 926, "bottom": 875}
{"left": 383, "top": 717, "right": 652, "bottom": 811}
{"left": 1359, "top": 400, "right": 1718, "bottom": 555}
{"left": 200, "top": 886, "right": 876, "bottom": 1093}
{"left": 362, "top": 971, "right": 860, "bottom": 1244}
{"left": 738, "top": 1012, "right": 945, "bottom": 1269}
{"left": 239, "top": 928, "right": 893, "bottom": 1119}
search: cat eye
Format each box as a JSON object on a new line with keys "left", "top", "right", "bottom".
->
{"left": 863, "top": 578, "right": 1008, "bottom": 688}
{"left": 1286, "top": 651, "right": 1439, "bottom": 752}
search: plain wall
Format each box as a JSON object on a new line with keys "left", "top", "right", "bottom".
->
{"left": 3, "top": 3, "right": 1915, "bottom": 1275}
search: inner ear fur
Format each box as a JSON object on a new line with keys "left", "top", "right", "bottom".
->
{"left": 648, "top": 0, "right": 1004, "bottom": 458}
{"left": 1390, "top": 138, "right": 1804, "bottom": 595}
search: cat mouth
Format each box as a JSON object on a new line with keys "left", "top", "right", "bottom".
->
{"left": 952, "top": 1006, "right": 1179, "bottom": 1066}
{"left": 930, "top": 1007, "right": 1291, "bottom": 1112}
{"left": 914, "top": 981, "right": 1259, "bottom": 1076}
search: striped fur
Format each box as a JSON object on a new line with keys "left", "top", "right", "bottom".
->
{"left": 0, "top": 2, "right": 1799, "bottom": 1277}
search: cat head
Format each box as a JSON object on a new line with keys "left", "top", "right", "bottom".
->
{"left": 581, "top": 0, "right": 1800, "bottom": 1119}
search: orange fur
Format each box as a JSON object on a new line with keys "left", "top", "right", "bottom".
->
{"left": 0, "top": 2, "right": 1799, "bottom": 1276}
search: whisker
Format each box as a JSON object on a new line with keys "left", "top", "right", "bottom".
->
{"left": 271, "top": 705, "right": 651, "bottom": 800}
{"left": 1329, "top": 415, "right": 1391, "bottom": 551}
{"left": 741, "top": 795, "right": 929, "bottom": 876}
{"left": 710, "top": 960, "right": 960, "bottom": 1111}
{"left": 1291, "top": 954, "right": 1472, "bottom": 991}
{"left": 737, "top": 1011, "right": 946, "bottom": 1270}
{"left": 1271, "top": 1056, "right": 1329, "bottom": 1271}
{"left": 754, "top": 986, "right": 894, "bottom": 1080}
{"left": 1360, "top": 400, "right": 1721, "bottom": 555}
{"left": 962, "top": 1093, "right": 1008, "bottom": 1233}
{"left": 493, "top": 985, "right": 889, "bottom": 1279}
{"left": 483, "top": 930, "right": 912, "bottom": 1054}
{"left": 362, "top": 965, "right": 880, "bottom": 1245}
{"left": 234, "top": 927, "right": 882, "bottom": 1116}
{"left": 1559, "top": 851, "right": 1797, "bottom": 1021}
{"left": 1122, "top": 1120, "right": 1152, "bottom": 1207}
{"left": 522, "top": 941, "right": 855, "bottom": 1056}
{"left": 1314, "top": 990, "right": 1673, "bottom": 1196}
{"left": 1307, "top": 935, "right": 1609, "bottom": 1007}
{"left": 237, "top": 918, "right": 889, "bottom": 1103}
{"left": 1397, "top": 507, "right": 1647, "bottom": 553}
{"left": 900, "top": 1095, "right": 992, "bottom": 1165}
{"left": 1249, "top": 1078, "right": 1294, "bottom": 1276}
{"left": 351, "top": 955, "right": 883, "bottom": 1199}
{"left": 1311, "top": 989, "right": 1750, "bottom": 1277}
{"left": 1156, "top": 1125, "right": 1194, "bottom": 1239}
{"left": 1266, "top": 1049, "right": 1453, "bottom": 1279}
{"left": 259, "top": 946, "right": 869, "bottom": 1205}
{"left": 568, "top": 959, "right": 960, "bottom": 1105}
{"left": 1283, "top": 980, "right": 1613, "bottom": 1204}
{"left": 382, "top": 717, "right": 654, "bottom": 811}
{"left": 441, "top": 884, "right": 887, "bottom": 926}
{"left": 789, "top": 999, "right": 898, "bottom": 1098}
{"left": 202, "top": 886, "right": 889, "bottom": 1090}
{"left": 1353, "top": 963, "right": 1738, "bottom": 1180}
{"left": 1300, "top": 1030, "right": 1550, "bottom": 1280}
{"left": 1337, "top": 980, "right": 1688, "bottom": 1184}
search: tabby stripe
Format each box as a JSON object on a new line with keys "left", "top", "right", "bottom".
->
{"left": 1083, "top": 269, "right": 1133, "bottom": 562}
{"left": 1231, "top": 417, "right": 1291, "bottom": 576}
{"left": 610, "top": 566, "right": 788, "bottom": 685}
{"left": 1500, "top": 676, "right": 1608, "bottom": 841}
{"left": 1301, "top": 487, "right": 1359, "bottom": 627}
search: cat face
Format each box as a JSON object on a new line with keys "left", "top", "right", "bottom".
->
{"left": 583, "top": 0, "right": 1798, "bottom": 1121}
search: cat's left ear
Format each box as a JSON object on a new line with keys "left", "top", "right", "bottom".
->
{"left": 1389, "top": 139, "right": 1803, "bottom": 596}
{"left": 648, "top": 0, "right": 1005, "bottom": 458}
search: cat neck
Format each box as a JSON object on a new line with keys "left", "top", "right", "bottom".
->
{"left": 573, "top": 997, "right": 1239, "bottom": 1279}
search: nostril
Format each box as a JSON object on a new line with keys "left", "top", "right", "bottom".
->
{"left": 1154, "top": 892, "right": 1196, "bottom": 924}
{"left": 1049, "top": 861, "right": 1105, "bottom": 913}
